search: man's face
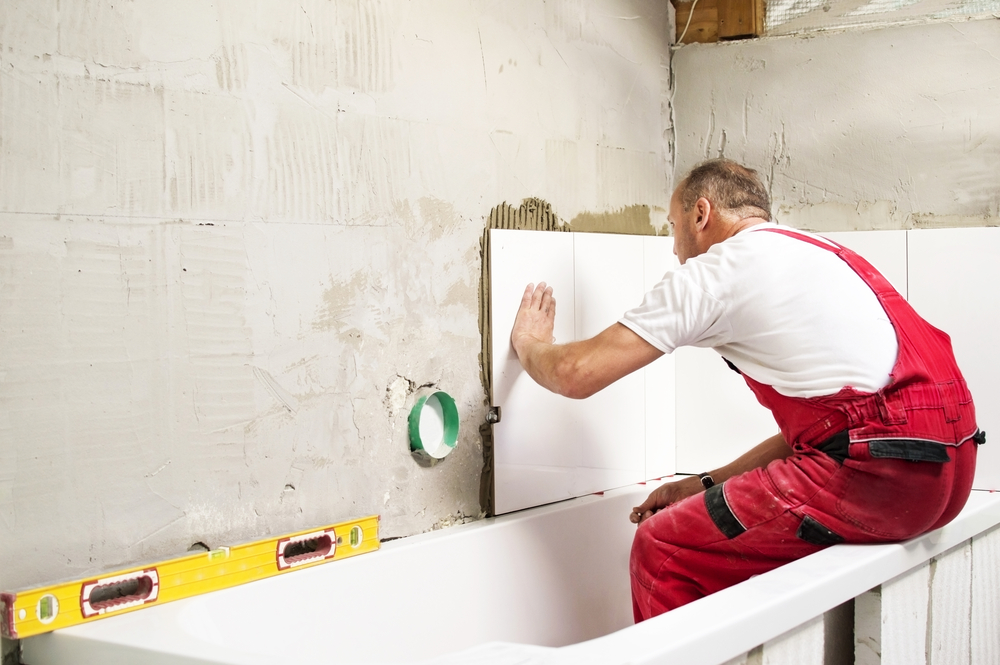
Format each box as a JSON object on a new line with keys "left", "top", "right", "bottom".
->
{"left": 668, "top": 189, "right": 698, "bottom": 265}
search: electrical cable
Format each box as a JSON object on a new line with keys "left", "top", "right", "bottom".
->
{"left": 676, "top": 0, "right": 701, "bottom": 45}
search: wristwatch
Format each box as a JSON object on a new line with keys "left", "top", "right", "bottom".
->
{"left": 698, "top": 472, "right": 715, "bottom": 489}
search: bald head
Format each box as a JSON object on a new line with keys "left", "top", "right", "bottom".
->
{"left": 677, "top": 159, "right": 771, "bottom": 223}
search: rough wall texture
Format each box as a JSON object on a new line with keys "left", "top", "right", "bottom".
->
{"left": 764, "top": 0, "right": 1000, "bottom": 36}
{"left": 672, "top": 19, "right": 1000, "bottom": 231}
{"left": 0, "top": 0, "right": 672, "bottom": 592}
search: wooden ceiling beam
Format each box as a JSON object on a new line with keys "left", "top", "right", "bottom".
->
{"left": 673, "top": 0, "right": 764, "bottom": 44}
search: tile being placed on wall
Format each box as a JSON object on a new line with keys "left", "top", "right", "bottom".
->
{"left": 824, "top": 230, "right": 908, "bottom": 299}
{"left": 908, "top": 228, "right": 1000, "bottom": 490}
{"left": 492, "top": 230, "right": 666, "bottom": 514}
{"left": 491, "top": 229, "right": 577, "bottom": 514}
{"left": 571, "top": 233, "right": 646, "bottom": 487}
{"left": 643, "top": 236, "right": 677, "bottom": 480}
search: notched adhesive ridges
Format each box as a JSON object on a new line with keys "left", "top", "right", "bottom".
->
{"left": 478, "top": 198, "right": 566, "bottom": 515}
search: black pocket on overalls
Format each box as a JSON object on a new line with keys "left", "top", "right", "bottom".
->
{"left": 704, "top": 484, "right": 746, "bottom": 539}
{"left": 868, "top": 439, "right": 950, "bottom": 462}
{"left": 817, "top": 430, "right": 850, "bottom": 464}
{"left": 796, "top": 515, "right": 844, "bottom": 546}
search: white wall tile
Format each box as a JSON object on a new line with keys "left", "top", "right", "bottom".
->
{"left": 824, "top": 230, "right": 908, "bottom": 300}
{"left": 573, "top": 233, "right": 646, "bottom": 482}
{"left": 490, "top": 229, "right": 578, "bottom": 514}
{"left": 644, "top": 236, "right": 677, "bottom": 479}
{"left": 492, "top": 230, "right": 662, "bottom": 514}
{"left": 573, "top": 233, "right": 646, "bottom": 339}
{"left": 675, "top": 345, "right": 777, "bottom": 474}
{"left": 572, "top": 233, "right": 646, "bottom": 480}
{"left": 907, "top": 228, "right": 1000, "bottom": 490}
{"left": 492, "top": 230, "right": 684, "bottom": 512}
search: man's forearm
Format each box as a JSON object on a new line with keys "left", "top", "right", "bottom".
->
{"left": 515, "top": 337, "right": 593, "bottom": 399}
{"left": 510, "top": 283, "right": 663, "bottom": 399}
{"left": 514, "top": 337, "right": 563, "bottom": 394}
{"left": 515, "top": 324, "right": 664, "bottom": 400}
{"left": 706, "top": 432, "right": 794, "bottom": 484}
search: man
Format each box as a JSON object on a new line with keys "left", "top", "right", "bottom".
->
{"left": 510, "top": 158, "right": 981, "bottom": 622}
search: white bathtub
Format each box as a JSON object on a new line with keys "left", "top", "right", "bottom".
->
{"left": 22, "top": 482, "right": 647, "bottom": 665}
{"left": 22, "top": 483, "right": 1000, "bottom": 665}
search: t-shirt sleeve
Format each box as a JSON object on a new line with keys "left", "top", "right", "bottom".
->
{"left": 619, "top": 265, "right": 733, "bottom": 354}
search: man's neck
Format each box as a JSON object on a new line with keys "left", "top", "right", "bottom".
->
{"left": 724, "top": 216, "right": 770, "bottom": 240}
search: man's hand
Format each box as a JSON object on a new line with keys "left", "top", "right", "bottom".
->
{"left": 511, "top": 282, "right": 555, "bottom": 359}
{"left": 630, "top": 476, "right": 703, "bottom": 525}
{"left": 629, "top": 433, "right": 793, "bottom": 525}
{"left": 509, "top": 283, "right": 661, "bottom": 399}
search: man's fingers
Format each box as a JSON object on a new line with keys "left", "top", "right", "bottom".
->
{"left": 520, "top": 283, "right": 535, "bottom": 308}
{"left": 633, "top": 487, "right": 668, "bottom": 515}
{"left": 633, "top": 493, "right": 658, "bottom": 514}
{"left": 540, "top": 286, "right": 555, "bottom": 315}
{"left": 520, "top": 282, "right": 556, "bottom": 315}
{"left": 630, "top": 508, "right": 655, "bottom": 525}
{"left": 529, "top": 282, "right": 549, "bottom": 310}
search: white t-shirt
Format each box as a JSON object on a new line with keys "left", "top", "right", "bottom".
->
{"left": 619, "top": 223, "right": 898, "bottom": 399}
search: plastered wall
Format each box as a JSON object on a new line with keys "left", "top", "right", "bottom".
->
{"left": 0, "top": 0, "right": 672, "bottom": 592}
{"left": 673, "top": 19, "right": 1000, "bottom": 231}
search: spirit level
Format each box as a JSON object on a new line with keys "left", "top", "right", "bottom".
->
{"left": 1, "top": 515, "right": 379, "bottom": 639}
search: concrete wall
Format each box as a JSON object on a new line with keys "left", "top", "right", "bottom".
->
{"left": 673, "top": 18, "right": 1000, "bottom": 231}
{"left": 0, "top": 0, "right": 672, "bottom": 592}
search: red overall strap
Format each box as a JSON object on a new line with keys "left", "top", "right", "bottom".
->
{"left": 755, "top": 228, "right": 898, "bottom": 300}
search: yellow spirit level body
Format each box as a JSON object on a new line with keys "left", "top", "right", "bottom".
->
{"left": 2, "top": 515, "right": 379, "bottom": 639}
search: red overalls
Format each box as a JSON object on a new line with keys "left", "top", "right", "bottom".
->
{"left": 630, "top": 228, "right": 981, "bottom": 622}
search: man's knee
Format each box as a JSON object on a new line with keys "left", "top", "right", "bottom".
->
{"left": 630, "top": 520, "right": 671, "bottom": 620}
{"left": 630, "top": 515, "right": 679, "bottom": 580}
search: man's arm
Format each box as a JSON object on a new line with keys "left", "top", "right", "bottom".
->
{"left": 630, "top": 432, "right": 794, "bottom": 524}
{"left": 511, "top": 282, "right": 664, "bottom": 399}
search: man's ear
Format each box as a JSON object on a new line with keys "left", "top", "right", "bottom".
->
{"left": 694, "top": 197, "right": 712, "bottom": 230}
